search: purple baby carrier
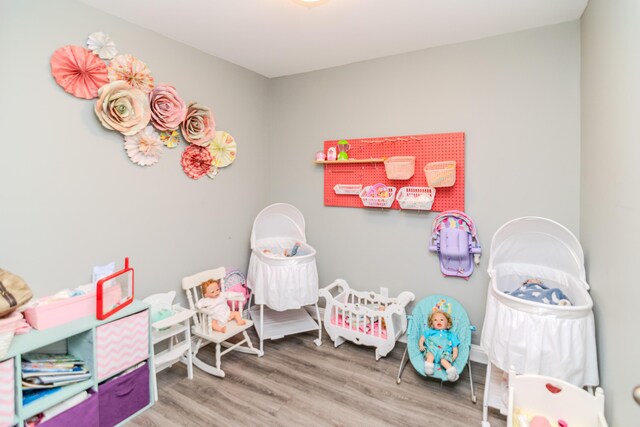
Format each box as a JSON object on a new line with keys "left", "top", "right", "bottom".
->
{"left": 429, "top": 210, "right": 481, "bottom": 278}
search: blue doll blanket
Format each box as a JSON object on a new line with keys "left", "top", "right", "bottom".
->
{"left": 506, "top": 280, "right": 572, "bottom": 306}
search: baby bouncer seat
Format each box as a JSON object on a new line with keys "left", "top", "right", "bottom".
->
{"left": 429, "top": 210, "right": 481, "bottom": 278}
{"left": 247, "top": 203, "right": 322, "bottom": 353}
{"left": 396, "top": 294, "right": 477, "bottom": 403}
{"left": 480, "top": 217, "right": 599, "bottom": 425}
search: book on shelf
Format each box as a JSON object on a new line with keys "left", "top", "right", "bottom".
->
{"left": 22, "top": 365, "right": 89, "bottom": 378}
{"left": 21, "top": 353, "right": 91, "bottom": 390}
{"left": 22, "top": 379, "right": 86, "bottom": 389}
{"left": 22, "top": 353, "right": 86, "bottom": 364}
{"left": 22, "top": 387, "right": 62, "bottom": 405}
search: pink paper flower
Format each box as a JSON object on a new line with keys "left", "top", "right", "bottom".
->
{"left": 95, "top": 81, "right": 151, "bottom": 136}
{"left": 180, "top": 102, "right": 215, "bottom": 146}
{"left": 50, "top": 45, "right": 109, "bottom": 99}
{"left": 148, "top": 84, "right": 187, "bottom": 131}
{"left": 181, "top": 144, "right": 213, "bottom": 179}
{"left": 124, "top": 126, "right": 162, "bottom": 166}
{"left": 108, "top": 54, "right": 155, "bottom": 93}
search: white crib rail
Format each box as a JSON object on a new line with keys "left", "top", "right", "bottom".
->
{"left": 320, "top": 279, "right": 415, "bottom": 360}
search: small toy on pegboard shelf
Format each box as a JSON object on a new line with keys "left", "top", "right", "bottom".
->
{"left": 359, "top": 184, "right": 396, "bottom": 208}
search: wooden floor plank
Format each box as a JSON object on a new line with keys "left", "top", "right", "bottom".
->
{"left": 128, "top": 331, "right": 506, "bottom": 426}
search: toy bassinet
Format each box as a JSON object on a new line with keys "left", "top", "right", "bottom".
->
{"left": 397, "top": 294, "right": 477, "bottom": 403}
{"left": 247, "top": 203, "right": 322, "bottom": 353}
{"left": 319, "top": 279, "right": 414, "bottom": 360}
{"left": 480, "top": 217, "right": 599, "bottom": 422}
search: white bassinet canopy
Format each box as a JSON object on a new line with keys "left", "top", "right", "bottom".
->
{"left": 481, "top": 217, "right": 599, "bottom": 388}
{"left": 248, "top": 203, "right": 319, "bottom": 311}
{"left": 250, "top": 203, "right": 307, "bottom": 249}
{"left": 489, "top": 216, "right": 586, "bottom": 284}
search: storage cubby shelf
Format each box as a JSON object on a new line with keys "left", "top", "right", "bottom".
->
{"left": 7, "top": 300, "right": 149, "bottom": 358}
{"left": 1, "top": 300, "right": 154, "bottom": 427}
{"left": 22, "top": 378, "right": 94, "bottom": 420}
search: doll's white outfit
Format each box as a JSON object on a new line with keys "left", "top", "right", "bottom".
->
{"left": 197, "top": 293, "right": 232, "bottom": 325}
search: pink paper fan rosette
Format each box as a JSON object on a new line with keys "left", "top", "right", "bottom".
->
{"left": 50, "top": 45, "right": 109, "bottom": 99}
{"left": 181, "top": 145, "right": 213, "bottom": 179}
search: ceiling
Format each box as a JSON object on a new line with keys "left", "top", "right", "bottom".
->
{"left": 79, "top": 0, "right": 588, "bottom": 78}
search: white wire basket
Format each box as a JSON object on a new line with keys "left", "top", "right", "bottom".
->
{"left": 334, "top": 184, "right": 363, "bottom": 195}
{"left": 396, "top": 187, "right": 436, "bottom": 211}
{"left": 359, "top": 185, "right": 396, "bottom": 208}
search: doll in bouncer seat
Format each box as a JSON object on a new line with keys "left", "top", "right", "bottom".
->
{"left": 418, "top": 310, "right": 461, "bottom": 381}
{"left": 196, "top": 278, "right": 246, "bottom": 333}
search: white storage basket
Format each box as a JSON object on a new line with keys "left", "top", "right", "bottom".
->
{"left": 359, "top": 185, "right": 396, "bottom": 208}
{"left": 396, "top": 187, "right": 436, "bottom": 210}
{"left": 333, "top": 184, "right": 363, "bottom": 195}
{"left": 425, "top": 161, "right": 456, "bottom": 187}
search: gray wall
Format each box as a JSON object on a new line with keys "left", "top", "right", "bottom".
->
{"left": 581, "top": 0, "right": 640, "bottom": 424}
{"left": 0, "top": 0, "right": 270, "bottom": 298}
{"left": 269, "top": 22, "right": 582, "bottom": 339}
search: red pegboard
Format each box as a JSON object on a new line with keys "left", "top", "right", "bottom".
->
{"left": 322, "top": 132, "right": 464, "bottom": 212}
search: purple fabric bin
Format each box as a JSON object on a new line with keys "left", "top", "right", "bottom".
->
{"left": 99, "top": 364, "right": 149, "bottom": 427}
{"left": 40, "top": 390, "right": 99, "bottom": 427}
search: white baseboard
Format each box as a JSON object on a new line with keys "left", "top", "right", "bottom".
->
{"left": 470, "top": 344, "right": 488, "bottom": 364}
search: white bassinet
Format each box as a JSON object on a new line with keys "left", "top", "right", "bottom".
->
{"left": 247, "top": 203, "right": 322, "bottom": 353}
{"left": 480, "top": 217, "right": 599, "bottom": 423}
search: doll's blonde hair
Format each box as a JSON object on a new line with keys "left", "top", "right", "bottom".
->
{"left": 428, "top": 310, "right": 453, "bottom": 329}
{"left": 200, "top": 278, "right": 221, "bottom": 296}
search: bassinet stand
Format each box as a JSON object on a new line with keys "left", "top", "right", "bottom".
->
{"left": 248, "top": 293, "right": 322, "bottom": 354}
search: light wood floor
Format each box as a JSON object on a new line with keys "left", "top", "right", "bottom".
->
{"left": 128, "top": 331, "right": 506, "bottom": 427}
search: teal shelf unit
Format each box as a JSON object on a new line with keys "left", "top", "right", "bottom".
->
{"left": 1, "top": 300, "right": 155, "bottom": 427}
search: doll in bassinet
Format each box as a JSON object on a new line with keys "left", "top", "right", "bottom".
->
{"left": 196, "top": 278, "right": 246, "bottom": 333}
{"left": 418, "top": 310, "right": 461, "bottom": 381}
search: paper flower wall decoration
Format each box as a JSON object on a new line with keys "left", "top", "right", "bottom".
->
{"left": 181, "top": 145, "right": 213, "bottom": 179}
{"left": 124, "top": 126, "right": 162, "bottom": 166}
{"left": 208, "top": 131, "right": 237, "bottom": 168}
{"left": 87, "top": 32, "right": 118, "bottom": 60}
{"left": 50, "top": 45, "right": 109, "bottom": 99}
{"left": 149, "top": 84, "right": 187, "bottom": 131}
{"left": 181, "top": 102, "right": 216, "bottom": 146}
{"left": 52, "top": 34, "right": 236, "bottom": 180}
{"left": 160, "top": 130, "right": 181, "bottom": 148}
{"left": 108, "top": 54, "right": 155, "bottom": 93}
{"left": 95, "top": 81, "right": 151, "bottom": 136}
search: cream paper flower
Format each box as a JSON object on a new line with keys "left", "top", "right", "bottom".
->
{"left": 124, "top": 126, "right": 162, "bottom": 166}
{"left": 108, "top": 54, "right": 155, "bottom": 93}
{"left": 207, "top": 131, "right": 236, "bottom": 167}
{"left": 95, "top": 81, "right": 151, "bottom": 136}
{"left": 87, "top": 32, "right": 118, "bottom": 60}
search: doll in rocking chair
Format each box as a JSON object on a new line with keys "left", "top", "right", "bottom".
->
{"left": 196, "top": 278, "right": 246, "bottom": 333}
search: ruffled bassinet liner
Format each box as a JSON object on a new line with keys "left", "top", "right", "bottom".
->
{"left": 482, "top": 263, "right": 598, "bottom": 386}
{"left": 481, "top": 291, "right": 599, "bottom": 387}
{"left": 247, "top": 239, "right": 318, "bottom": 311}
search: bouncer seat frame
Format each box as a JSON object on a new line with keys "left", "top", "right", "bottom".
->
{"left": 397, "top": 294, "right": 477, "bottom": 403}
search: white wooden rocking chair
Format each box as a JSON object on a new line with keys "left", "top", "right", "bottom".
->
{"left": 183, "top": 267, "right": 263, "bottom": 378}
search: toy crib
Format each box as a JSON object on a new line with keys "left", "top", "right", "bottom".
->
{"left": 499, "top": 367, "right": 608, "bottom": 427}
{"left": 320, "top": 279, "right": 414, "bottom": 360}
